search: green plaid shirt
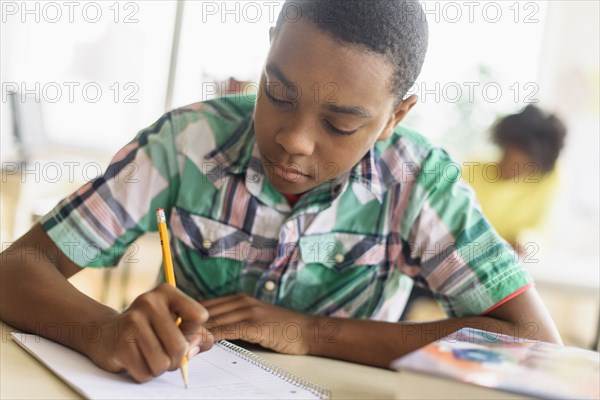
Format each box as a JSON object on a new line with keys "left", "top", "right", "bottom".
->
{"left": 42, "top": 95, "right": 532, "bottom": 321}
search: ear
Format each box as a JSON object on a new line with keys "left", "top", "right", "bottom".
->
{"left": 377, "top": 95, "right": 418, "bottom": 141}
{"left": 269, "top": 27, "right": 276, "bottom": 42}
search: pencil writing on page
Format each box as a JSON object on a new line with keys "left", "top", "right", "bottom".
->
{"left": 156, "top": 207, "right": 189, "bottom": 388}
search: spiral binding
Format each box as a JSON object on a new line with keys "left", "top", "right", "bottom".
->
{"left": 216, "top": 340, "right": 331, "bottom": 399}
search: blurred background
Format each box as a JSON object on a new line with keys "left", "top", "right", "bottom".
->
{"left": 1, "top": 1, "right": 598, "bottom": 349}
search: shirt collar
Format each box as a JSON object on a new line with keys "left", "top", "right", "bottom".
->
{"left": 348, "top": 147, "right": 386, "bottom": 204}
{"left": 202, "top": 115, "right": 256, "bottom": 189}
{"left": 202, "top": 116, "right": 292, "bottom": 211}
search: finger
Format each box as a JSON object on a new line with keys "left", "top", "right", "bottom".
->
{"left": 203, "top": 295, "right": 258, "bottom": 320}
{"left": 210, "top": 321, "right": 264, "bottom": 345}
{"left": 119, "top": 338, "right": 154, "bottom": 383}
{"left": 135, "top": 319, "right": 173, "bottom": 377}
{"left": 210, "top": 320, "right": 247, "bottom": 342}
{"left": 211, "top": 323, "right": 241, "bottom": 342}
{"left": 186, "top": 327, "right": 215, "bottom": 359}
{"left": 159, "top": 284, "right": 209, "bottom": 334}
{"left": 201, "top": 293, "right": 249, "bottom": 308}
{"left": 205, "top": 308, "right": 263, "bottom": 343}
{"left": 149, "top": 309, "right": 189, "bottom": 370}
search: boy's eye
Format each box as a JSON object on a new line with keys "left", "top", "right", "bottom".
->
{"left": 262, "top": 83, "right": 357, "bottom": 136}
{"left": 324, "top": 120, "right": 358, "bottom": 136}
{"left": 263, "top": 85, "right": 291, "bottom": 106}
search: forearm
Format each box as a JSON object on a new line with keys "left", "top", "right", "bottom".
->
{"left": 0, "top": 246, "right": 119, "bottom": 355}
{"left": 307, "top": 316, "right": 528, "bottom": 368}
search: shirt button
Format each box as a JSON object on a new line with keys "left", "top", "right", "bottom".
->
{"left": 285, "top": 221, "right": 294, "bottom": 229}
{"left": 263, "top": 280, "right": 276, "bottom": 291}
{"left": 248, "top": 236, "right": 254, "bottom": 243}
{"left": 334, "top": 253, "right": 344, "bottom": 264}
{"left": 202, "top": 239, "right": 212, "bottom": 249}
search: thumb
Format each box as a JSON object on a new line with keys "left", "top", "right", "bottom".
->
{"left": 186, "top": 328, "right": 215, "bottom": 358}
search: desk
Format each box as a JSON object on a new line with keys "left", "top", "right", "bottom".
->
{"left": 0, "top": 322, "right": 398, "bottom": 399}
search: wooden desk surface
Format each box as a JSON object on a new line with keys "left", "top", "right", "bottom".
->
{"left": 0, "top": 322, "right": 398, "bottom": 399}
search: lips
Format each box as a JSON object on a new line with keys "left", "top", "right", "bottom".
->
{"left": 265, "top": 157, "right": 311, "bottom": 181}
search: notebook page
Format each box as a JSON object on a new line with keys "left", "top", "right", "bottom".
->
{"left": 11, "top": 333, "right": 325, "bottom": 399}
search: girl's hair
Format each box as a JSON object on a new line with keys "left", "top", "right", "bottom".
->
{"left": 492, "top": 105, "right": 567, "bottom": 174}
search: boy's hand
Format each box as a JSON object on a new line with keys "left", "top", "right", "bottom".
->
{"left": 89, "top": 283, "right": 214, "bottom": 383}
{"left": 201, "top": 294, "right": 317, "bottom": 355}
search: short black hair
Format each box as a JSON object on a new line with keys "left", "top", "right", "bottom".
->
{"left": 274, "top": 0, "right": 429, "bottom": 105}
{"left": 492, "top": 105, "right": 567, "bottom": 174}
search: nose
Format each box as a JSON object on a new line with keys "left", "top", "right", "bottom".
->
{"left": 274, "top": 116, "right": 316, "bottom": 157}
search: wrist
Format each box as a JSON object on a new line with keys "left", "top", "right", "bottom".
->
{"left": 80, "top": 309, "right": 121, "bottom": 363}
{"left": 304, "top": 315, "right": 329, "bottom": 356}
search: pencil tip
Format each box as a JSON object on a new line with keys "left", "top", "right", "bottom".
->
{"left": 181, "top": 363, "right": 189, "bottom": 389}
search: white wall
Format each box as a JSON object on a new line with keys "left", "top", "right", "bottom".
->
{"left": 1, "top": 1, "right": 176, "bottom": 157}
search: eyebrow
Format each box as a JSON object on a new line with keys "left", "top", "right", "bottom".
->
{"left": 265, "top": 63, "right": 373, "bottom": 119}
{"left": 325, "top": 103, "right": 372, "bottom": 119}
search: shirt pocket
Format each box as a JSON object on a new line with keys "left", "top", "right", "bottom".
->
{"left": 172, "top": 209, "right": 252, "bottom": 258}
{"left": 298, "top": 232, "right": 386, "bottom": 271}
{"left": 282, "top": 232, "right": 387, "bottom": 316}
{"left": 170, "top": 208, "right": 259, "bottom": 297}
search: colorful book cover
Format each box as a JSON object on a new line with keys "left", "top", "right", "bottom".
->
{"left": 391, "top": 328, "right": 600, "bottom": 399}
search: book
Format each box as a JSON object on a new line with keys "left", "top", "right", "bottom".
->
{"left": 11, "top": 333, "right": 330, "bottom": 399}
{"left": 391, "top": 328, "right": 600, "bottom": 400}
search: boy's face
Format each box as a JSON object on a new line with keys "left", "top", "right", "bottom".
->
{"left": 253, "top": 20, "right": 417, "bottom": 195}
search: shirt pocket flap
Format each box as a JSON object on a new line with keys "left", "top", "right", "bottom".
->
{"left": 171, "top": 208, "right": 254, "bottom": 261}
{"left": 298, "top": 232, "right": 386, "bottom": 271}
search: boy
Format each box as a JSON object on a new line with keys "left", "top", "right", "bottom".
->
{"left": 0, "top": 0, "right": 561, "bottom": 383}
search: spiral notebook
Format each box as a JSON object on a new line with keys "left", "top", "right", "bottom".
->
{"left": 11, "top": 333, "right": 330, "bottom": 399}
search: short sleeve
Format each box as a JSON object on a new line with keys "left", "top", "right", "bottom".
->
{"left": 40, "top": 112, "right": 180, "bottom": 268}
{"left": 401, "top": 147, "right": 533, "bottom": 317}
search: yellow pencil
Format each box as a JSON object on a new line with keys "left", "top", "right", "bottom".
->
{"left": 156, "top": 208, "right": 189, "bottom": 389}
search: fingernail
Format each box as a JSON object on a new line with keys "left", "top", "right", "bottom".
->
{"left": 188, "top": 346, "right": 200, "bottom": 358}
